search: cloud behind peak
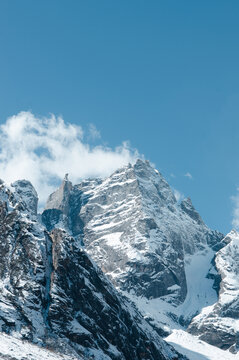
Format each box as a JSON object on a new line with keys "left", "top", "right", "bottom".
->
{"left": 0, "top": 111, "right": 139, "bottom": 208}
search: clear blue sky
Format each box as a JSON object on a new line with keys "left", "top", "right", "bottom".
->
{"left": 0, "top": 0, "right": 239, "bottom": 234}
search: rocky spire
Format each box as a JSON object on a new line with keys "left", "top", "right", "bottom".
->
{"left": 45, "top": 175, "right": 72, "bottom": 214}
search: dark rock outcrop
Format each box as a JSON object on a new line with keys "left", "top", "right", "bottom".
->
{"left": 0, "top": 180, "right": 181, "bottom": 360}
{"left": 188, "top": 230, "right": 239, "bottom": 352}
{"left": 43, "top": 160, "right": 223, "bottom": 307}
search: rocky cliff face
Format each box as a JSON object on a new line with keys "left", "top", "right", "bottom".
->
{"left": 188, "top": 230, "right": 239, "bottom": 352}
{"left": 43, "top": 160, "right": 223, "bottom": 311}
{"left": 0, "top": 179, "right": 181, "bottom": 360}
{"left": 2, "top": 157, "right": 238, "bottom": 357}
{"left": 43, "top": 159, "right": 235, "bottom": 356}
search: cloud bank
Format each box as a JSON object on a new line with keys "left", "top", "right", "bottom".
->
{"left": 0, "top": 112, "right": 139, "bottom": 208}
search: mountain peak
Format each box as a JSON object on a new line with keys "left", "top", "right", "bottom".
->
{"left": 11, "top": 179, "right": 38, "bottom": 216}
{"left": 45, "top": 176, "right": 72, "bottom": 213}
{"left": 134, "top": 158, "right": 156, "bottom": 173}
{"left": 222, "top": 229, "right": 239, "bottom": 244}
{"left": 64, "top": 173, "right": 69, "bottom": 181}
{"left": 133, "top": 159, "right": 177, "bottom": 206}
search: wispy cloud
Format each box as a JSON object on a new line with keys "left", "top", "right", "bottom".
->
{"left": 88, "top": 123, "right": 101, "bottom": 140}
{"left": 173, "top": 188, "right": 184, "bottom": 203}
{"left": 0, "top": 111, "right": 139, "bottom": 208}
{"left": 184, "top": 172, "right": 193, "bottom": 180}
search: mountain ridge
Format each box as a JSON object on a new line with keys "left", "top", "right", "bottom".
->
{"left": 43, "top": 159, "right": 239, "bottom": 355}
{"left": 0, "top": 177, "right": 183, "bottom": 359}
{"left": 0, "top": 159, "right": 238, "bottom": 359}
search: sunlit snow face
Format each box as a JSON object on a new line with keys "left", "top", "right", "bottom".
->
{"left": 0, "top": 111, "right": 139, "bottom": 208}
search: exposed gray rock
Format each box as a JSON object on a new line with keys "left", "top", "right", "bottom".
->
{"left": 45, "top": 174, "right": 72, "bottom": 214}
{"left": 43, "top": 159, "right": 224, "bottom": 337}
{"left": 180, "top": 197, "right": 203, "bottom": 225}
{"left": 11, "top": 179, "right": 38, "bottom": 216}
{"left": 188, "top": 230, "right": 239, "bottom": 351}
{"left": 0, "top": 180, "right": 182, "bottom": 360}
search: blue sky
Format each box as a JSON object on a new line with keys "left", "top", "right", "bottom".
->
{"left": 0, "top": 1, "right": 239, "bottom": 234}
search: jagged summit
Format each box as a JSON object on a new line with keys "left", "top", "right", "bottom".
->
{"left": 0, "top": 179, "right": 180, "bottom": 360}
{"left": 11, "top": 179, "right": 38, "bottom": 216}
{"left": 44, "top": 159, "right": 177, "bottom": 211}
{"left": 43, "top": 160, "right": 223, "bottom": 306}
{"left": 0, "top": 178, "right": 38, "bottom": 218}
{"left": 45, "top": 174, "right": 72, "bottom": 212}
{"left": 1, "top": 159, "right": 236, "bottom": 358}
{"left": 221, "top": 229, "right": 239, "bottom": 244}
{"left": 133, "top": 159, "right": 177, "bottom": 206}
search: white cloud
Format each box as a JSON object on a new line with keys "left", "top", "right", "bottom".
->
{"left": 184, "top": 172, "right": 193, "bottom": 180}
{"left": 0, "top": 111, "right": 139, "bottom": 208}
{"left": 173, "top": 188, "right": 184, "bottom": 203}
{"left": 88, "top": 123, "right": 101, "bottom": 140}
{"left": 231, "top": 189, "right": 239, "bottom": 229}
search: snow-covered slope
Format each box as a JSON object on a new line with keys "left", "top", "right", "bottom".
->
{"left": 3, "top": 158, "right": 239, "bottom": 359}
{"left": 43, "top": 160, "right": 223, "bottom": 325}
{"left": 188, "top": 230, "right": 239, "bottom": 351}
{"left": 125, "top": 247, "right": 219, "bottom": 334}
{"left": 166, "top": 329, "right": 238, "bottom": 360}
{"left": 0, "top": 179, "right": 181, "bottom": 360}
{"left": 44, "top": 159, "right": 239, "bottom": 359}
{"left": 0, "top": 160, "right": 239, "bottom": 360}
{"left": 0, "top": 332, "right": 78, "bottom": 360}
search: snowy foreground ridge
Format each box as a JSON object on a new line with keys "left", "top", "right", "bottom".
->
{"left": 0, "top": 160, "right": 239, "bottom": 359}
{"left": 166, "top": 330, "right": 237, "bottom": 360}
{"left": 0, "top": 332, "right": 79, "bottom": 360}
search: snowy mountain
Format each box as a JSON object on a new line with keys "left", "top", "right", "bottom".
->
{"left": 42, "top": 159, "right": 239, "bottom": 357}
{"left": 2, "top": 158, "right": 239, "bottom": 359}
{"left": 43, "top": 160, "right": 223, "bottom": 305}
{"left": 0, "top": 179, "right": 182, "bottom": 359}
